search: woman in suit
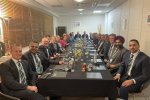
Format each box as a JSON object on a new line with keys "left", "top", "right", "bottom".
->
{"left": 60, "top": 36, "right": 68, "bottom": 48}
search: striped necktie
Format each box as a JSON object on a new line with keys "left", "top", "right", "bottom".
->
{"left": 125, "top": 54, "right": 134, "bottom": 78}
{"left": 34, "top": 54, "right": 43, "bottom": 73}
{"left": 17, "top": 61, "right": 27, "bottom": 85}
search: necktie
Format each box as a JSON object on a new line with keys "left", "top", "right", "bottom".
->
{"left": 34, "top": 55, "right": 43, "bottom": 73}
{"left": 108, "top": 45, "right": 113, "bottom": 57}
{"left": 125, "top": 54, "right": 134, "bottom": 78}
{"left": 17, "top": 61, "right": 27, "bottom": 85}
{"left": 46, "top": 48, "right": 50, "bottom": 58}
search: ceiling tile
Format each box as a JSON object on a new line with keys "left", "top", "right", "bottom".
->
{"left": 44, "top": 0, "right": 61, "bottom": 5}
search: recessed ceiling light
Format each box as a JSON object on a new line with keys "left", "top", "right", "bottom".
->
{"left": 76, "top": 0, "right": 83, "bottom": 2}
{"left": 93, "top": 11, "right": 102, "bottom": 13}
{"left": 80, "top": 13, "right": 82, "bottom": 14}
{"left": 78, "top": 9, "right": 84, "bottom": 11}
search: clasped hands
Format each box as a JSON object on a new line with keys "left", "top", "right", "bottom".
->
{"left": 114, "top": 75, "right": 133, "bottom": 87}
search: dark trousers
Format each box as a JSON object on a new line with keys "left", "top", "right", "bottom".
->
{"left": 117, "top": 76, "right": 142, "bottom": 100}
{"left": 13, "top": 90, "right": 46, "bottom": 100}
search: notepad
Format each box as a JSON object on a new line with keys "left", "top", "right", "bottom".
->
{"left": 51, "top": 72, "right": 67, "bottom": 78}
{"left": 89, "top": 50, "right": 96, "bottom": 52}
{"left": 91, "top": 59, "right": 102, "bottom": 62}
{"left": 89, "top": 54, "right": 98, "bottom": 56}
{"left": 54, "top": 65, "right": 68, "bottom": 69}
{"left": 86, "top": 72, "right": 102, "bottom": 79}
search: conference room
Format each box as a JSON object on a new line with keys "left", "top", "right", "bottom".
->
{"left": 0, "top": 0, "right": 150, "bottom": 100}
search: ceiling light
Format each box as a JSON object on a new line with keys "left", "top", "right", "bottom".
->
{"left": 76, "top": 0, "right": 83, "bottom": 2}
{"left": 80, "top": 13, "right": 82, "bottom": 14}
{"left": 78, "top": 9, "right": 84, "bottom": 11}
{"left": 93, "top": 11, "right": 102, "bottom": 13}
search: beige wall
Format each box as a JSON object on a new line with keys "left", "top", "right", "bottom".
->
{"left": 106, "top": 0, "right": 150, "bottom": 56}
{"left": 57, "top": 14, "right": 105, "bottom": 36}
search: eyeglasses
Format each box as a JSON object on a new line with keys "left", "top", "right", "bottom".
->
{"left": 31, "top": 46, "right": 38, "bottom": 48}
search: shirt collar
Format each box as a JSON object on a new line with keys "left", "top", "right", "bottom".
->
{"left": 131, "top": 50, "right": 140, "bottom": 57}
{"left": 12, "top": 58, "right": 21, "bottom": 63}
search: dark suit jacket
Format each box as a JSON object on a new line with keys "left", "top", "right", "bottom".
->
{"left": 103, "top": 42, "right": 111, "bottom": 59}
{"left": 74, "top": 34, "right": 81, "bottom": 39}
{"left": 49, "top": 43, "right": 60, "bottom": 54}
{"left": 117, "top": 51, "right": 150, "bottom": 84}
{"left": 82, "top": 34, "right": 89, "bottom": 39}
{"left": 38, "top": 45, "right": 53, "bottom": 58}
{"left": 21, "top": 51, "right": 59, "bottom": 78}
{"left": 93, "top": 38, "right": 99, "bottom": 45}
{"left": 0, "top": 59, "right": 36, "bottom": 96}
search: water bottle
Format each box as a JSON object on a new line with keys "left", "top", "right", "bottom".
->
{"left": 93, "top": 52, "right": 97, "bottom": 63}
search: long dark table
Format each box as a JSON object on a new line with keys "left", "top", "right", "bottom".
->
{"left": 37, "top": 40, "right": 118, "bottom": 100}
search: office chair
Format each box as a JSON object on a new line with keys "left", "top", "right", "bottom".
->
{"left": 0, "top": 82, "right": 20, "bottom": 100}
{"left": 129, "top": 79, "right": 150, "bottom": 100}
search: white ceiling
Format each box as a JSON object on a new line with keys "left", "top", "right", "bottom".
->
{"left": 34, "top": 0, "right": 127, "bottom": 15}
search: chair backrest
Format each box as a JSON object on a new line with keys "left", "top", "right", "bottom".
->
{"left": 0, "top": 92, "right": 20, "bottom": 100}
{"left": 140, "top": 79, "right": 150, "bottom": 91}
{"left": 0, "top": 42, "right": 5, "bottom": 57}
{"left": 0, "top": 83, "right": 20, "bottom": 100}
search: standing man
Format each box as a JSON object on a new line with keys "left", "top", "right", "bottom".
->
{"left": 22, "top": 41, "right": 64, "bottom": 78}
{"left": 0, "top": 44, "right": 46, "bottom": 100}
{"left": 82, "top": 31, "right": 89, "bottom": 39}
{"left": 74, "top": 31, "right": 81, "bottom": 40}
{"left": 106, "top": 36, "right": 128, "bottom": 74}
{"left": 114, "top": 39, "right": 150, "bottom": 100}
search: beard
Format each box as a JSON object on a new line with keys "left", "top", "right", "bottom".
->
{"left": 115, "top": 45, "right": 123, "bottom": 49}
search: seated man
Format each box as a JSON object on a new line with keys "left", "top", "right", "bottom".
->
{"left": 22, "top": 41, "right": 64, "bottom": 78}
{"left": 106, "top": 36, "right": 128, "bottom": 74}
{"left": 56, "top": 35, "right": 65, "bottom": 53}
{"left": 49, "top": 36, "right": 60, "bottom": 56}
{"left": 104, "top": 33, "right": 116, "bottom": 62}
{"left": 97, "top": 34, "right": 105, "bottom": 52}
{"left": 74, "top": 31, "right": 81, "bottom": 40}
{"left": 99, "top": 34, "right": 109, "bottom": 59}
{"left": 38, "top": 37, "right": 56, "bottom": 60}
{"left": 82, "top": 31, "right": 89, "bottom": 39}
{"left": 114, "top": 39, "right": 150, "bottom": 100}
{"left": 0, "top": 44, "right": 46, "bottom": 100}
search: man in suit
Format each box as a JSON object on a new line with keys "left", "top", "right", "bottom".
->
{"left": 99, "top": 34, "right": 109, "bottom": 57}
{"left": 45, "top": 35, "right": 51, "bottom": 44}
{"left": 38, "top": 37, "right": 56, "bottom": 60}
{"left": 74, "top": 32, "right": 81, "bottom": 40}
{"left": 22, "top": 41, "right": 64, "bottom": 79}
{"left": 114, "top": 39, "right": 150, "bottom": 100}
{"left": 97, "top": 34, "right": 105, "bottom": 53}
{"left": 49, "top": 36, "right": 60, "bottom": 56}
{"left": 0, "top": 44, "right": 46, "bottom": 100}
{"left": 92, "top": 34, "right": 99, "bottom": 47}
{"left": 56, "top": 35, "right": 65, "bottom": 53}
{"left": 106, "top": 36, "right": 128, "bottom": 74}
{"left": 104, "top": 33, "right": 116, "bottom": 62}
{"left": 82, "top": 31, "right": 89, "bottom": 39}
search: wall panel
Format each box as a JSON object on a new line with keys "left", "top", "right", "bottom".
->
{"left": 0, "top": 0, "right": 54, "bottom": 47}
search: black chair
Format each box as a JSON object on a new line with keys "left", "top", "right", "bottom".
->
{"left": 0, "top": 82, "right": 20, "bottom": 100}
{"left": 129, "top": 79, "right": 150, "bottom": 100}
{"left": 0, "top": 42, "right": 6, "bottom": 57}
